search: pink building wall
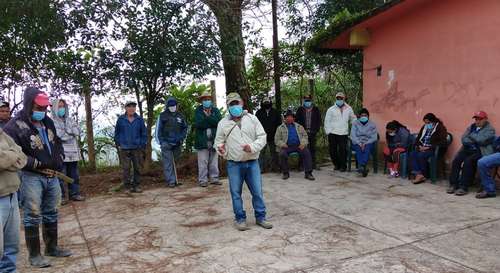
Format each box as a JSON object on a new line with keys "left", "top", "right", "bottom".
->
{"left": 362, "top": 0, "right": 500, "bottom": 165}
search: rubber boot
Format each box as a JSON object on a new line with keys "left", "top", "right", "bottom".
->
{"left": 42, "top": 222, "right": 72, "bottom": 257}
{"left": 25, "top": 226, "right": 51, "bottom": 268}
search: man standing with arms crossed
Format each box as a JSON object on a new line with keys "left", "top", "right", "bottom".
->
{"left": 214, "top": 93, "right": 273, "bottom": 231}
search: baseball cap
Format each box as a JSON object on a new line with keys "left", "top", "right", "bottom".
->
{"left": 226, "top": 92, "right": 242, "bottom": 104}
{"left": 125, "top": 101, "right": 137, "bottom": 107}
{"left": 335, "top": 92, "right": 346, "bottom": 98}
{"left": 0, "top": 100, "right": 8, "bottom": 108}
{"left": 473, "top": 111, "right": 488, "bottom": 119}
{"left": 34, "top": 92, "right": 50, "bottom": 107}
{"left": 262, "top": 97, "right": 271, "bottom": 103}
{"left": 303, "top": 95, "right": 313, "bottom": 101}
{"left": 199, "top": 91, "right": 212, "bottom": 100}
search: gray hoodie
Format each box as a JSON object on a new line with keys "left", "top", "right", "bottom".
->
{"left": 350, "top": 119, "right": 378, "bottom": 146}
{"left": 51, "top": 99, "right": 81, "bottom": 162}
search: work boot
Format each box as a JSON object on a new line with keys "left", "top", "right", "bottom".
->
{"left": 305, "top": 172, "right": 315, "bottom": 181}
{"left": 42, "top": 222, "right": 72, "bottom": 257}
{"left": 234, "top": 221, "right": 250, "bottom": 231}
{"left": 446, "top": 186, "right": 456, "bottom": 194}
{"left": 256, "top": 220, "right": 273, "bottom": 229}
{"left": 282, "top": 172, "right": 290, "bottom": 180}
{"left": 25, "top": 226, "right": 51, "bottom": 268}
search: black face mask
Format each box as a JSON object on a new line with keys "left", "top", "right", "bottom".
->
{"left": 262, "top": 103, "right": 271, "bottom": 109}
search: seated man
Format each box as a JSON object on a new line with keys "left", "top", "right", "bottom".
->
{"left": 350, "top": 108, "right": 377, "bottom": 177}
{"left": 275, "top": 109, "right": 315, "bottom": 181}
{"left": 476, "top": 136, "right": 500, "bottom": 199}
{"left": 448, "top": 111, "right": 496, "bottom": 196}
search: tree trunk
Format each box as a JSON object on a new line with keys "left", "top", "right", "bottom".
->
{"left": 143, "top": 94, "right": 155, "bottom": 172}
{"left": 272, "top": 0, "right": 282, "bottom": 113}
{"left": 83, "top": 84, "right": 97, "bottom": 173}
{"left": 203, "top": 0, "right": 251, "bottom": 110}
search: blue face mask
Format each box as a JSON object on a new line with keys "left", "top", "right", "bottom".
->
{"left": 57, "top": 108, "right": 66, "bottom": 117}
{"left": 303, "top": 101, "right": 312, "bottom": 108}
{"left": 229, "top": 105, "right": 243, "bottom": 117}
{"left": 336, "top": 100, "right": 344, "bottom": 107}
{"left": 202, "top": 100, "right": 212, "bottom": 108}
{"left": 32, "top": 111, "right": 46, "bottom": 121}
{"left": 425, "top": 123, "right": 434, "bottom": 130}
{"left": 359, "top": 116, "right": 369, "bottom": 123}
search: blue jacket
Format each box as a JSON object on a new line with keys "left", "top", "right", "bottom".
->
{"left": 157, "top": 110, "right": 187, "bottom": 148}
{"left": 114, "top": 113, "right": 147, "bottom": 150}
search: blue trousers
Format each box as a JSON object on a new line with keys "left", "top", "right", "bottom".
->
{"left": 478, "top": 153, "right": 500, "bottom": 194}
{"left": 0, "top": 193, "right": 20, "bottom": 273}
{"left": 161, "top": 144, "right": 181, "bottom": 186}
{"left": 20, "top": 172, "right": 60, "bottom": 227}
{"left": 60, "top": 161, "right": 81, "bottom": 198}
{"left": 352, "top": 143, "right": 375, "bottom": 167}
{"left": 227, "top": 160, "right": 267, "bottom": 223}
{"left": 410, "top": 150, "right": 434, "bottom": 176}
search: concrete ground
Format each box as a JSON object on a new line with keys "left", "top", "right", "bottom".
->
{"left": 17, "top": 168, "right": 500, "bottom": 273}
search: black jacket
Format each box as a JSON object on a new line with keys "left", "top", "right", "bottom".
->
{"left": 255, "top": 107, "right": 281, "bottom": 142}
{"left": 296, "top": 106, "right": 321, "bottom": 135}
{"left": 4, "top": 87, "right": 64, "bottom": 172}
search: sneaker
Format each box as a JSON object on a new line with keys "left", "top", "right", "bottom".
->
{"left": 305, "top": 172, "right": 315, "bottom": 181}
{"left": 446, "top": 186, "right": 456, "bottom": 194}
{"left": 167, "top": 184, "right": 176, "bottom": 188}
{"left": 282, "top": 173, "right": 290, "bottom": 180}
{"left": 455, "top": 189, "right": 468, "bottom": 196}
{"left": 234, "top": 221, "right": 250, "bottom": 231}
{"left": 176, "top": 181, "right": 183, "bottom": 186}
{"left": 256, "top": 220, "right": 273, "bottom": 229}
{"left": 131, "top": 186, "right": 143, "bottom": 193}
{"left": 476, "top": 191, "right": 497, "bottom": 199}
{"left": 199, "top": 182, "right": 208, "bottom": 187}
{"left": 70, "top": 195, "right": 85, "bottom": 201}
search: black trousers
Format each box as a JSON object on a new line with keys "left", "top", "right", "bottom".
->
{"left": 308, "top": 133, "right": 318, "bottom": 168}
{"left": 449, "top": 149, "right": 482, "bottom": 191}
{"left": 328, "top": 134, "right": 348, "bottom": 170}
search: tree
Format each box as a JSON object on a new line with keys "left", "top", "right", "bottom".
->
{"left": 115, "top": 1, "right": 220, "bottom": 169}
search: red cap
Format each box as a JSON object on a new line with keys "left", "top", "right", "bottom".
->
{"left": 34, "top": 92, "right": 50, "bottom": 107}
{"left": 473, "top": 111, "right": 488, "bottom": 119}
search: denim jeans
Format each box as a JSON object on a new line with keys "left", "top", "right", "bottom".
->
{"left": 227, "top": 160, "right": 267, "bottom": 223}
{"left": 197, "top": 147, "right": 219, "bottom": 184}
{"left": 478, "top": 152, "right": 500, "bottom": 194}
{"left": 352, "top": 143, "right": 374, "bottom": 167}
{"left": 410, "top": 150, "right": 435, "bottom": 176}
{"left": 20, "top": 171, "right": 61, "bottom": 227}
{"left": 161, "top": 144, "right": 181, "bottom": 186}
{"left": 0, "top": 193, "right": 20, "bottom": 273}
{"left": 60, "top": 161, "right": 81, "bottom": 198}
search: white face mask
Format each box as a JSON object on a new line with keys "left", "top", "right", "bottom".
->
{"left": 168, "top": 106, "right": 177, "bottom": 113}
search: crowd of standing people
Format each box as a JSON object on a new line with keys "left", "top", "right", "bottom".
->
{"left": 0, "top": 87, "right": 498, "bottom": 272}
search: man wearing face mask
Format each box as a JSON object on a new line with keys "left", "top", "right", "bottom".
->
{"left": 255, "top": 97, "right": 281, "bottom": 172}
{"left": 114, "top": 101, "right": 147, "bottom": 194}
{"left": 447, "top": 111, "right": 496, "bottom": 196}
{"left": 214, "top": 92, "right": 271, "bottom": 231}
{"left": 4, "top": 87, "right": 72, "bottom": 268}
{"left": 350, "top": 108, "right": 378, "bottom": 177}
{"left": 157, "top": 97, "right": 188, "bottom": 188}
{"left": 51, "top": 99, "right": 85, "bottom": 204}
{"left": 0, "top": 99, "right": 11, "bottom": 129}
{"left": 324, "top": 92, "right": 357, "bottom": 172}
{"left": 194, "top": 91, "right": 222, "bottom": 187}
{"left": 275, "top": 109, "right": 315, "bottom": 181}
{"left": 296, "top": 95, "right": 322, "bottom": 170}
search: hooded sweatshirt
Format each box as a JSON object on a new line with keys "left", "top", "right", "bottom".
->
{"left": 350, "top": 119, "right": 378, "bottom": 146}
{"left": 0, "top": 129, "right": 27, "bottom": 197}
{"left": 3, "top": 87, "right": 65, "bottom": 172}
{"left": 51, "top": 99, "right": 81, "bottom": 162}
{"left": 156, "top": 97, "right": 188, "bottom": 147}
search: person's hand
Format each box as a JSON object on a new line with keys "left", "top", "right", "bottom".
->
{"left": 298, "top": 144, "right": 305, "bottom": 150}
{"left": 204, "top": 109, "right": 212, "bottom": 116}
{"left": 361, "top": 143, "right": 366, "bottom": 151}
{"left": 242, "top": 144, "right": 252, "bottom": 153}
{"left": 218, "top": 144, "right": 226, "bottom": 154}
